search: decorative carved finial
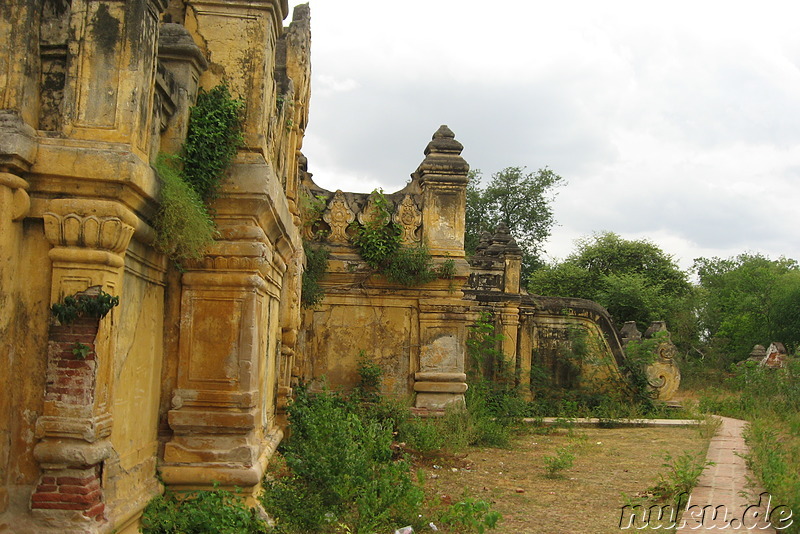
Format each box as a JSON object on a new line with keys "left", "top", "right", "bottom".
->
{"left": 414, "top": 125, "right": 469, "bottom": 183}
{"left": 393, "top": 195, "right": 422, "bottom": 244}
{"left": 322, "top": 190, "right": 355, "bottom": 243}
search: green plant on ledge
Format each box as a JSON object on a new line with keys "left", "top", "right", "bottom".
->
{"left": 181, "top": 84, "right": 245, "bottom": 202}
{"left": 351, "top": 189, "right": 454, "bottom": 287}
{"left": 51, "top": 289, "right": 119, "bottom": 325}
{"left": 153, "top": 154, "right": 218, "bottom": 262}
{"left": 153, "top": 83, "right": 244, "bottom": 262}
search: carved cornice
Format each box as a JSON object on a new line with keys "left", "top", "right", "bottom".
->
{"left": 183, "top": 254, "right": 270, "bottom": 277}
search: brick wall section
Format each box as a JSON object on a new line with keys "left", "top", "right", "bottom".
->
{"left": 30, "top": 466, "right": 105, "bottom": 520}
{"left": 44, "top": 319, "right": 98, "bottom": 406}
{"left": 31, "top": 318, "right": 104, "bottom": 521}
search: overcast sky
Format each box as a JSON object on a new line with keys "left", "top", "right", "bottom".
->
{"left": 288, "top": 0, "right": 800, "bottom": 270}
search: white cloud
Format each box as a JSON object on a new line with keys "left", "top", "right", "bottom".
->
{"left": 291, "top": 0, "right": 800, "bottom": 264}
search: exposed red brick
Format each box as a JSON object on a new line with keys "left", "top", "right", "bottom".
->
{"left": 57, "top": 360, "right": 92, "bottom": 369}
{"left": 56, "top": 475, "right": 96, "bottom": 486}
{"left": 85, "top": 502, "right": 105, "bottom": 520}
{"left": 31, "top": 492, "right": 60, "bottom": 502}
{"left": 41, "top": 476, "right": 56, "bottom": 484}
{"left": 35, "top": 484, "right": 58, "bottom": 493}
{"left": 60, "top": 480, "right": 100, "bottom": 494}
{"left": 55, "top": 490, "right": 101, "bottom": 505}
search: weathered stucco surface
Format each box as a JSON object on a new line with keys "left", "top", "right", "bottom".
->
{"left": 0, "top": 2, "right": 678, "bottom": 531}
{"left": 0, "top": 0, "right": 308, "bottom": 531}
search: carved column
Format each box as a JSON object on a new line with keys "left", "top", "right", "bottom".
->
{"left": 160, "top": 0, "right": 297, "bottom": 497}
{"left": 31, "top": 199, "right": 135, "bottom": 527}
{"left": 0, "top": 168, "right": 32, "bottom": 515}
{"left": 277, "top": 249, "right": 302, "bottom": 427}
{"left": 412, "top": 126, "right": 471, "bottom": 409}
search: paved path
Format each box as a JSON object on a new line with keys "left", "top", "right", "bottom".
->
{"left": 676, "top": 416, "right": 783, "bottom": 532}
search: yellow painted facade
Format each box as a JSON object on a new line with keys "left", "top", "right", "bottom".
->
{"left": 0, "top": 2, "right": 678, "bottom": 532}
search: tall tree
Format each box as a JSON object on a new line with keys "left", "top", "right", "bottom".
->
{"left": 528, "top": 232, "right": 696, "bottom": 349}
{"left": 694, "top": 253, "right": 800, "bottom": 358}
{"left": 466, "top": 166, "right": 564, "bottom": 277}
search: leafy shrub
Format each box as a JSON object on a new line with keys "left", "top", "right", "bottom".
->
{"left": 648, "top": 452, "right": 713, "bottom": 502}
{"left": 140, "top": 487, "right": 268, "bottom": 534}
{"left": 350, "top": 190, "right": 402, "bottom": 270}
{"left": 350, "top": 354, "right": 383, "bottom": 404}
{"left": 382, "top": 244, "right": 439, "bottom": 287}
{"left": 351, "top": 189, "right": 452, "bottom": 287}
{"left": 51, "top": 289, "right": 119, "bottom": 324}
{"left": 542, "top": 445, "right": 576, "bottom": 478}
{"left": 153, "top": 154, "right": 217, "bottom": 262}
{"left": 261, "top": 385, "right": 424, "bottom": 533}
{"left": 182, "top": 84, "right": 245, "bottom": 201}
{"left": 439, "top": 497, "right": 501, "bottom": 534}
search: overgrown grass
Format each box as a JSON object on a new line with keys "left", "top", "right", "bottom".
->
{"left": 153, "top": 154, "right": 218, "bottom": 262}
{"left": 261, "top": 356, "right": 506, "bottom": 533}
{"left": 140, "top": 486, "right": 268, "bottom": 533}
{"left": 696, "top": 359, "right": 800, "bottom": 533}
{"left": 261, "top": 385, "right": 426, "bottom": 533}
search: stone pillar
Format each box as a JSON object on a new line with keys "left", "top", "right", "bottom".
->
{"left": 412, "top": 126, "right": 471, "bottom": 409}
{"left": 517, "top": 313, "right": 534, "bottom": 400}
{"left": 184, "top": 0, "right": 288, "bottom": 155}
{"left": 31, "top": 199, "right": 135, "bottom": 529}
{"left": 160, "top": 0, "right": 297, "bottom": 497}
{"left": 157, "top": 23, "right": 208, "bottom": 155}
{"left": 417, "top": 125, "right": 470, "bottom": 258}
{"left": 277, "top": 249, "right": 302, "bottom": 427}
{"left": 0, "top": 168, "right": 32, "bottom": 515}
{"left": 161, "top": 198, "right": 294, "bottom": 495}
{"left": 414, "top": 304, "right": 470, "bottom": 410}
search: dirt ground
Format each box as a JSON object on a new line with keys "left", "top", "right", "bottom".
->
{"left": 419, "top": 424, "right": 711, "bottom": 534}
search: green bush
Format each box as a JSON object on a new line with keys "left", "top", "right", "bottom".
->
{"left": 261, "top": 385, "right": 424, "bottom": 533}
{"left": 153, "top": 154, "right": 218, "bottom": 262}
{"left": 382, "top": 244, "right": 439, "bottom": 287}
{"left": 439, "top": 497, "right": 501, "bottom": 533}
{"left": 542, "top": 445, "right": 576, "bottom": 478}
{"left": 182, "top": 84, "right": 245, "bottom": 201}
{"left": 350, "top": 190, "right": 402, "bottom": 270}
{"left": 140, "top": 487, "right": 268, "bottom": 534}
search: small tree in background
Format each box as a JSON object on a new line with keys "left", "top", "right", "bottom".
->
{"left": 466, "top": 166, "right": 564, "bottom": 279}
{"left": 528, "top": 232, "right": 697, "bottom": 352}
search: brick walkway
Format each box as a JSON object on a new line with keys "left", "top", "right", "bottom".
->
{"left": 676, "top": 416, "right": 781, "bottom": 532}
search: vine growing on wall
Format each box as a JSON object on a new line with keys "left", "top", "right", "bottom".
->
{"left": 153, "top": 84, "right": 244, "bottom": 262}
{"left": 301, "top": 242, "right": 330, "bottom": 308}
{"left": 351, "top": 189, "right": 455, "bottom": 287}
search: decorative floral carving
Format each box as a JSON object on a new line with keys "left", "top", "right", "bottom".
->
{"left": 43, "top": 213, "right": 135, "bottom": 254}
{"left": 322, "top": 190, "right": 355, "bottom": 243}
{"left": 393, "top": 195, "right": 422, "bottom": 244}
